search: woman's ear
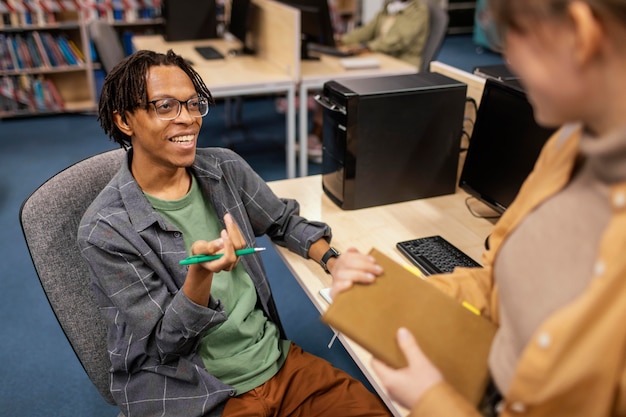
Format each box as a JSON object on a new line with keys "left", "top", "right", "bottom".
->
{"left": 568, "top": 1, "right": 603, "bottom": 65}
{"left": 113, "top": 110, "right": 133, "bottom": 137}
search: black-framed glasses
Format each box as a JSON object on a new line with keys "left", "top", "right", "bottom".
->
{"left": 147, "top": 96, "right": 210, "bottom": 121}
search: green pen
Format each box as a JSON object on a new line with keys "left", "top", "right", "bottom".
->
{"left": 179, "top": 247, "right": 266, "bottom": 265}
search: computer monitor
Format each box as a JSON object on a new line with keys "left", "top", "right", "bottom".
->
{"left": 227, "top": 0, "right": 255, "bottom": 55}
{"left": 459, "top": 78, "right": 557, "bottom": 213}
{"left": 277, "top": 0, "right": 336, "bottom": 59}
{"left": 162, "top": 0, "right": 218, "bottom": 41}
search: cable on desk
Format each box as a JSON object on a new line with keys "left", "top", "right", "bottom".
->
{"left": 465, "top": 96, "right": 478, "bottom": 112}
{"left": 460, "top": 96, "right": 479, "bottom": 153}
{"left": 464, "top": 196, "right": 502, "bottom": 220}
{"left": 460, "top": 131, "right": 471, "bottom": 152}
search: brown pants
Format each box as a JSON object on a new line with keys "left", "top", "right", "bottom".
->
{"left": 223, "top": 343, "right": 391, "bottom": 417}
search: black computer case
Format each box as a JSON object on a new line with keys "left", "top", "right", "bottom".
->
{"left": 318, "top": 72, "right": 467, "bottom": 210}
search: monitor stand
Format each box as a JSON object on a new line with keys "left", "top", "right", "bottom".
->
{"left": 227, "top": 46, "right": 256, "bottom": 56}
{"left": 301, "top": 41, "right": 321, "bottom": 61}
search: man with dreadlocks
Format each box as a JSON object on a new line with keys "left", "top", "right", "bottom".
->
{"left": 77, "top": 49, "right": 390, "bottom": 417}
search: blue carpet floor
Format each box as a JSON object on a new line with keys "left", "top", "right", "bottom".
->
{"left": 0, "top": 34, "right": 502, "bottom": 416}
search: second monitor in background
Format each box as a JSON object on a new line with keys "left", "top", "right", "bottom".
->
{"left": 277, "top": 0, "right": 336, "bottom": 59}
{"left": 227, "top": 0, "right": 256, "bottom": 55}
{"left": 163, "top": 0, "right": 218, "bottom": 41}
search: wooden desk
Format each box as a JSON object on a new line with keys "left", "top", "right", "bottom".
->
{"left": 267, "top": 175, "right": 496, "bottom": 416}
{"left": 298, "top": 53, "right": 417, "bottom": 176}
{"left": 132, "top": 0, "right": 301, "bottom": 178}
{"left": 132, "top": 37, "right": 296, "bottom": 96}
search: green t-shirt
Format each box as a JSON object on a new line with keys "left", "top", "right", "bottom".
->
{"left": 144, "top": 174, "right": 289, "bottom": 394}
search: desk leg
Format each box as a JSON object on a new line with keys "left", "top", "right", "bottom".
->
{"left": 299, "top": 83, "right": 309, "bottom": 177}
{"left": 286, "top": 86, "right": 296, "bottom": 179}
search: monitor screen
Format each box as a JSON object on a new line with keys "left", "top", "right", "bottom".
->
{"left": 162, "top": 0, "right": 218, "bottom": 41}
{"left": 459, "top": 78, "right": 557, "bottom": 213}
{"left": 277, "top": 0, "right": 336, "bottom": 59}
{"left": 228, "top": 0, "right": 254, "bottom": 54}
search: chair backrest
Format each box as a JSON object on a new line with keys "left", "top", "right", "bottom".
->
{"left": 89, "top": 20, "right": 126, "bottom": 74}
{"left": 20, "top": 149, "right": 126, "bottom": 407}
{"left": 420, "top": 0, "right": 449, "bottom": 73}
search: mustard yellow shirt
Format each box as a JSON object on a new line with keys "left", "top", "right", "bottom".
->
{"left": 412, "top": 124, "right": 626, "bottom": 416}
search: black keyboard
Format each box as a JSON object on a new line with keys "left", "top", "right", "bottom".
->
{"left": 396, "top": 235, "right": 481, "bottom": 276}
{"left": 307, "top": 43, "right": 354, "bottom": 57}
{"left": 194, "top": 46, "right": 225, "bottom": 60}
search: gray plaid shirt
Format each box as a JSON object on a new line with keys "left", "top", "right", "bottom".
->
{"left": 78, "top": 148, "right": 331, "bottom": 417}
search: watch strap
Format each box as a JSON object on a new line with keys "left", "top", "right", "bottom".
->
{"left": 320, "top": 247, "right": 340, "bottom": 274}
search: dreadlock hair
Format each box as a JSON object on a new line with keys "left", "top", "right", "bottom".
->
{"left": 98, "top": 49, "right": 214, "bottom": 149}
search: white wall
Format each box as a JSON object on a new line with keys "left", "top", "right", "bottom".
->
{"left": 360, "top": 0, "right": 385, "bottom": 23}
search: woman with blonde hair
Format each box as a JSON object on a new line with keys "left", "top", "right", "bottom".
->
{"left": 330, "top": 0, "right": 626, "bottom": 415}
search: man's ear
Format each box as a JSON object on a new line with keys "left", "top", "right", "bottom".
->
{"left": 113, "top": 110, "right": 133, "bottom": 136}
{"left": 568, "top": 1, "right": 603, "bottom": 65}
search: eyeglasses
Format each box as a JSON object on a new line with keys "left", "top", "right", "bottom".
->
{"left": 147, "top": 96, "right": 210, "bottom": 121}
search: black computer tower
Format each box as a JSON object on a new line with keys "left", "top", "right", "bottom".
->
{"left": 319, "top": 72, "right": 467, "bottom": 210}
{"left": 162, "top": 0, "right": 218, "bottom": 41}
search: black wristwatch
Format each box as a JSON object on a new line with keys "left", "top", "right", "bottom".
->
{"left": 320, "top": 247, "right": 340, "bottom": 274}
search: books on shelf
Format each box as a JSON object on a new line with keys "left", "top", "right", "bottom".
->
{"left": 0, "top": 31, "right": 83, "bottom": 69}
{"left": 36, "top": 1, "right": 59, "bottom": 24}
{"left": 56, "top": 33, "right": 83, "bottom": 63}
{"left": 82, "top": 0, "right": 162, "bottom": 22}
{"left": 0, "top": 73, "right": 64, "bottom": 114}
{"left": 1, "top": 0, "right": 61, "bottom": 27}
{"left": 0, "top": 34, "right": 12, "bottom": 69}
{"left": 30, "top": 30, "right": 50, "bottom": 66}
{"left": 0, "top": 0, "right": 163, "bottom": 117}
{"left": 3, "top": 0, "right": 22, "bottom": 27}
{"left": 0, "top": 1, "right": 163, "bottom": 28}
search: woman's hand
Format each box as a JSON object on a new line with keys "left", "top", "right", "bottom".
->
{"left": 329, "top": 248, "right": 383, "bottom": 299}
{"left": 371, "top": 328, "right": 443, "bottom": 409}
{"left": 338, "top": 44, "right": 369, "bottom": 55}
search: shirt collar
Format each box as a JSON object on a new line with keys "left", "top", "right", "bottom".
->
{"left": 579, "top": 125, "right": 626, "bottom": 184}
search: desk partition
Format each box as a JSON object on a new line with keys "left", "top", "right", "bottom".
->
{"left": 249, "top": 0, "right": 301, "bottom": 79}
{"left": 429, "top": 61, "right": 486, "bottom": 106}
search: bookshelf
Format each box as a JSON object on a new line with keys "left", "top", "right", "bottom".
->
{"left": 0, "top": 1, "right": 97, "bottom": 118}
{"left": 83, "top": 0, "right": 164, "bottom": 56}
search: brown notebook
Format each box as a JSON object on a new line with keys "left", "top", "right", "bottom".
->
{"left": 321, "top": 248, "right": 497, "bottom": 405}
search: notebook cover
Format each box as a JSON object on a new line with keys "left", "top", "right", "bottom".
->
{"left": 321, "top": 248, "right": 497, "bottom": 405}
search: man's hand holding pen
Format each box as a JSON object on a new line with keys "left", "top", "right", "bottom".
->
{"left": 183, "top": 213, "right": 246, "bottom": 306}
{"left": 189, "top": 213, "right": 247, "bottom": 273}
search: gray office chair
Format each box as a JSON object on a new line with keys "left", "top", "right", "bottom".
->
{"left": 20, "top": 148, "right": 126, "bottom": 417}
{"left": 420, "top": 0, "right": 449, "bottom": 73}
{"left": 89, "top": 20, "right": 126, "bottom": 74}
